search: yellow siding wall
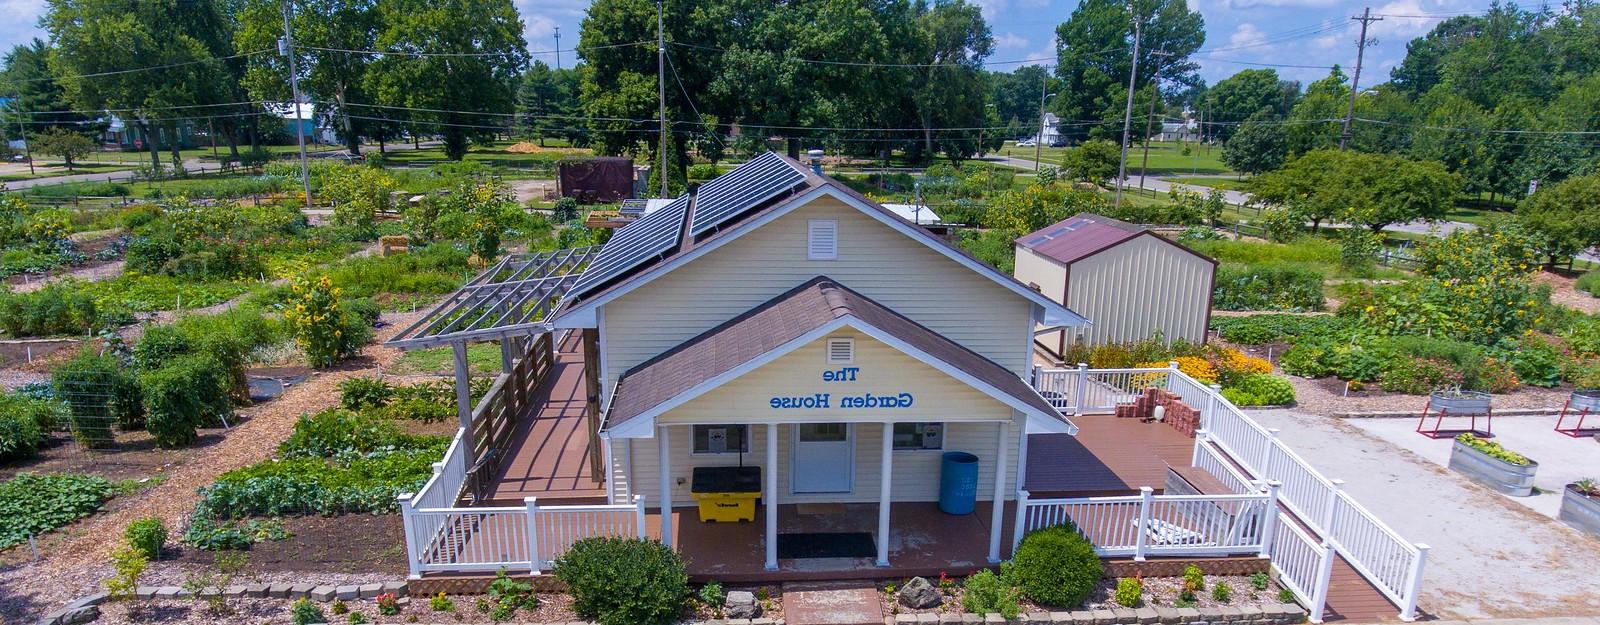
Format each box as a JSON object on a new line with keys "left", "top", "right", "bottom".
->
{"left": 1012, "top": 246, "right": 1069, "bottom": 358}
{"left": 656, "top": 329, "right": 1012, "bottom": 425}
{"left": 599, "top": 196, "right": 1035, "bottom": 392}
{"left": 1067, "top": 236, "right": 1212, "bottom": 345}
{"left": 614, "top": 420, "right": 1020, "bottom": 506}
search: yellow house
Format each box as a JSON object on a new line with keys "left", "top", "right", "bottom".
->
{"left": 550, "top": 152, "right": 1090, "bottom": 571}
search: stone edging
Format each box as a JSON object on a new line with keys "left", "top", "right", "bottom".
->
{"left": 1334, "top": 408, "right": 1559, "bottom": 419}
{"left": 889, "top": 602, "right": 1307, "bottom": 625}
{"left": 38, "top": 580, "right": 409, "bottom": 625}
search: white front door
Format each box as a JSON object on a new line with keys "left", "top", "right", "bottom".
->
{"left": 791, "top": 423, "right": 854, "bottom": 493}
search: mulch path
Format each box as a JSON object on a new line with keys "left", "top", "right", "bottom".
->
{"left": 0, "top": 310, "right": 425, "bottom": 623}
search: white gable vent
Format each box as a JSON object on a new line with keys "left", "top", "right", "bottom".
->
{"left": 826, "top": 337, "right": 854, "bottom": 364}
{"left": 808, "top": 219, "right": 838, "bottom": 260}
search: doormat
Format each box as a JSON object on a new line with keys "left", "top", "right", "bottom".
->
{"left": 776, "top": 532, "right": 876, "bottom": 559}
{"left": 795, "top": 503, "right": 846, "bottom": 515}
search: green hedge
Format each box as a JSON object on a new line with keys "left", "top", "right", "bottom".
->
{"left": 51, "top": 350, "right": 141, "bottom": 447}
{"left": 554, "top": 537, "right": 690, "bottom": 625}
{"left": 141, "top": 354, "right": 233, "bottom": 447}
{"left": 0, "top": 282, "right": 112, "bottom": 337}
{"left": 1210, "top": 314, "right": 1347, "bottom": 345}
{"left": 1008, "top": 524, "right": 1102, "bottom": 608}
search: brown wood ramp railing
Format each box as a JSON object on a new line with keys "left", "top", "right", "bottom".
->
{"left": 465, "top": 332, "right": 557, "bottom": 503}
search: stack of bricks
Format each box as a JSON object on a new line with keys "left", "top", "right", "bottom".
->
{"left": 1112, "top": 388, "right": 1200, "bottom": 439}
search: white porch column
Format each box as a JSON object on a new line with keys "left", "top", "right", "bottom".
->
{"left": 987, "top": 420, "right": 1011, "bottom": 563}
{"left": 765, "top": 423, "right": 779, "bottom": 571}
{"left": 877, "top": 422, "right": 893, "bottom": 567}
{"left": 658, "top": 424, "right": 673, "bottom": 549}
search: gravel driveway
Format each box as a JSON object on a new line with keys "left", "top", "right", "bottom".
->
{"left": 1250, "top": 408, "right": 1600, "bottom": 620}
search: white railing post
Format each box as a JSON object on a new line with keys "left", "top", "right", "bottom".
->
{"left": 524, "top": 497, "right": 541, "bottom": 575}
{"left": 1011, "top": 490, "right": 1030, "bottom": 552}
{"left": 1260, "top": 428, "right": 1281, "bottom": 479}
{"left": 1206, "top": 383, "right": 1223, "bottom": 428}
{"left": 1192, "top": 429, "right": 1208, "bottom": 466}
{"left": 398, "top": 494, "right": 420, "bottom": 578}
{"left": 1259, "top": 481, "right": 1281, "bottom": 559}
{"left": 1309, "top": 540, "right": 1335, "bottom": 624}
{"left": 1133, "top": 486, "right": 1154, "bottom": 561}
{"left": 1399, "top": 543, "right": 1429, "bottom": 621}
{"left": 633, "top": 495, "right": 647, "bottom": 538}
{"left": 1167, "top": 361, "right": 1180, "bottom": 392}
{"left": 1074, "top": 363, "right": 1089, "bottom": 416}
{"left": 1323, "top": 480, "right": 1345, "bottom": 531}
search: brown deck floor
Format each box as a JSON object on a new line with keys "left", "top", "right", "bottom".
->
{"left": 484, "top": 334, "right": 608, "bottom": 505}
{"left": 1024, "top": 415, "right": 1197, "bottom": 496}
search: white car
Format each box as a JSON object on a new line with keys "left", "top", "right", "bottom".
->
{"left": 1016, "top": 139, "right": 1037, "bottom": 147}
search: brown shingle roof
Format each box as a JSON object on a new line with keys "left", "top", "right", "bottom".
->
{"left": 606, "top": 276, "right": 1069, "bottom": 430}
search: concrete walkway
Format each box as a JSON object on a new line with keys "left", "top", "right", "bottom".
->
{"left": 1250, "top": 408, "right": 1600, "bottom": 621}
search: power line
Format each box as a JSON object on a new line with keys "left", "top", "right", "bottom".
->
{"left": 665, "top": 40, "right": 1070, "bottom": 69}
{"left": 300, "top": 40, "right": 651, "bottom": 58}
{"left": 0, "top": 50, "right": 274, "bottom": 86}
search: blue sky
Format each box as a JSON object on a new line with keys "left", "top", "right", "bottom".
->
{"left": 0, "top": 0, "right": 1484, "bottom": 88}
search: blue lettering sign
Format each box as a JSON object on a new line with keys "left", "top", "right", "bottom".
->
{"left": 822, "top": 367, "right": 860, "bottom": 382}
{"left": 769, "top": 393, "right": 831, "bottom": 409}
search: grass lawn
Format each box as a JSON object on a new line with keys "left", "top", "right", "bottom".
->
{"left": 0, "top": 162, "right": 135, "bottom": 181}
{"left": 1166, "top": 176, "right": 1252, "bottom": 191}
{"left": 378, "top": 140, "right": 591, "bottom": 168}
{"left": 1445, "top": 205, "right": 1514, "bottom": 227}
{"left": 389, "top": 343, "right": 505, "bottom": 376}
{"left": 999, "top": 140, "right": 1232, "bottom": 176}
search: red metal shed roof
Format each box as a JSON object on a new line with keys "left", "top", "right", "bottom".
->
{"left": 1014, "top": 213, "right": 1150, "bottom": 265}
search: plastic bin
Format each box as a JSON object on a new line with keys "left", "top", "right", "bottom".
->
{"left": 690, "top": 466, "right": 761, "bottom": 522}
{"left": 939, "top": 451, "right": 980, "bottom": 515}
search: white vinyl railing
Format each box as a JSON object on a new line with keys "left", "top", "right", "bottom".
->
{"left": 1013, "top": 488, "right": 1278, "bottom": 560}
{"left": 1270, "top": 512, "right": 1336, "bottom": 621}
{"left": 400, "top": 495, "right": 647, "bottom": 576}
{"left": 410, "top": 427, "right": 470, "bottom": 511}
{"left": 1032, "top": 364, "right": 1428, "bottom": 622}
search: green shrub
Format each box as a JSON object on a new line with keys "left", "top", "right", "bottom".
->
{"left": 1210, "top": 314, "right": 1346, "bottom": 345}
{"left": 1498, "top": 335, "right": 1561, "bottom": 387}
{"left": 1378, "top": 356, "right": 1464, "bottom": 394}
{"left": 0, "top": 282, "right": 105, "bottom": 337}
{"left": 686, "top": 164, "right": 722, "bottom": 181}
{"left": 0, "top": 473, "right": 113, "bottom": 548}
{"left": 1213, "top": 264, "right": 1325, "bottom": 312}
{"left": 105, "top": 543, "right": 148, "bottom": 600}
{"left": 1008, "top": 524, "right": 1102, "bottom": 607}
{"left": 291, "top": 598, "right": 326, "bottom": 625}
{"left": 1250, "top": 572, "right": 1269, "bottom": 590}
{"left": 141, "top": 355, "right": 233, "bottom": 447}
{"left": 191, "top": 441, "right": 445, "bottom": 520}
{"left": 339, "top": 377, "right": 394, "bottom": 411}
{"left": 698, "top": 580, "right": 725, "bottom": 608}
{"left": 52, "top": 350, "right": 140, "bottom": 447}
{"left": 1211, "top": 581, "right": 1233, "bottom": 603}
{"left": 0, "top": 392, "right": 61, "bottom": 461}
{"left": 1114, "top": 578, "right": 1142, "bottom": 608}
{"left": 1278, "top": 588, "right": 1296, "bottom": 603}
{"left": 1278, "top": 343, "right": 1334, "bottom": 378}
{"left": 960, "top": 569, "right": 1020, "bottom": 618}
{"left": 1182, "top": 565, "right": 1205, "bottom": 592}
{"left": 124, "top": 517, "right": 167, "bottom": 559}
{"left": 1221, "top": 374, "right": 1296, "bottom": 406}
{"left": 1577, "top": 271, "right": 1600, "bottom": 297}
{"left": 553, "top": 537, "right": 689, "bottom": 625}
{"left": 279, "top": 409, "right": 419, "bottom": 458}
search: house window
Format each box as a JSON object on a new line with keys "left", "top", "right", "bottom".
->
{"left": 826, "top": 338, "right": 854, "bottom": 364}
{"left": 892, "top": 422, "right": 944, "bottom": 450}
{"left": 692, "top": 425, "right": 749, "bottom": 454}
{"left": 808, "top": 219, "right": 838, "bottom": 260}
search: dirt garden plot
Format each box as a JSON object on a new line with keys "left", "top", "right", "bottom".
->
{"left": 1250, "top": 408, "right": 1600, "bottom": 620}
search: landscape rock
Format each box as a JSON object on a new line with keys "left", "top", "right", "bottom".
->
{"left": 896, "top": 576, "right": 943, "bottom": 609}
{"left": 726, "top": 590, "right": 762, "bottom": 619}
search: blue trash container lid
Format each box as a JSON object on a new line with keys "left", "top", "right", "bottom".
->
{"left": 942, "top": 451, "right": 979, "bottom": 464}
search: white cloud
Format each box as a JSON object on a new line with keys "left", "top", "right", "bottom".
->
{"left": 1223, "top": 0, "right": 1344, "bottom": 9}
{"left": 995, "top": 32, "right": 1030, "bottom": 50}
{"left": 1227, "top": 23, "right": 1268, "bottom": 49}
{"left": 0, "top": 0, "right": 48, "bottom": 49}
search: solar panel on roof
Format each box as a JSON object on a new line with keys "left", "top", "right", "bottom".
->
{"left": 688, "top": 152, "right": 807, "bottom": 237}
{"left": 619, "top": 199, "right": 649, "bottom": 216}
{"left": 565, "top": 194, "right": 690, "bottom": 300}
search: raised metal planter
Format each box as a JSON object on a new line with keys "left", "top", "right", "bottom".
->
{"left": 1448, "top": 439, "right": 1537, "bottom": 497}
{"left": 1570, "top": 389, "right": 1600, "bottom": 412}
{"left": 1559, "top": 484, "right": 1600, "bottom": 539}
{"left": 1431, "top": 390, "right": 1491, "bottom": 415}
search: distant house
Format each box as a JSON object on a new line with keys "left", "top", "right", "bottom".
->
{"left": 1013, "top": 213, "right": 1216, "bottom": 358}
{"left": 1157, "top": 118, "right": 1199, "bottom": 142}
{"left": 1037, "top": 113, "right": 1062, "bottom": 145}
{"left": 268, "top": 102, "right": 336, "bottom": 145}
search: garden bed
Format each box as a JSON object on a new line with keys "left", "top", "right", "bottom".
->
{"left": 880, "top": 572, "right": 1290, "bottom": 619}
{"left": 1558, "top": 481, "right": 1600, "bottom": 538}
{"left": 1448, "top": 435, "right": 1538, "bottom": 497}
{"left": 167, "top": 514, "right": 407, "bottom": 575}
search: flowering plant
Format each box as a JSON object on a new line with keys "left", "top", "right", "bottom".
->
{"left": 284, "top": 275, "right": 349, "bottom": 368}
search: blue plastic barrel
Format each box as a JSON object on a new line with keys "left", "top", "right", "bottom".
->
{"left": 939, "top": 451, "right": 980, "bottom": 515}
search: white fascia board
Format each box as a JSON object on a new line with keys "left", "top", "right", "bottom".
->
{"left": 601, "top": 314, "right": 1078, "bottom": 438}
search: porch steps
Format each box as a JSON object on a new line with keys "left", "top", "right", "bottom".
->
{"left": 781, "top": 581, "right": 884, "bottom": 625}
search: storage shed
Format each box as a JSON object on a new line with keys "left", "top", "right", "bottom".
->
{"left": 1013, "top": 213, "right": 1216, "bottom": 359}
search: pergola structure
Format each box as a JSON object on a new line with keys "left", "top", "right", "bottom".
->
{"left": 385, "top": 246, "right": 603, "bottom": 487}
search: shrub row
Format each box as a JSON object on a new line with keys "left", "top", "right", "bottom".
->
{"left": 0, "top": 392, "right": 68, "bottom": 461}
{"left": 0, "top": 473, "right": 113, "bottom": 549}
{"left": 1213, "top": 264, "right": 1325, "bottom": 312}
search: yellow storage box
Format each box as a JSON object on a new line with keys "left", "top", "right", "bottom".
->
{"left": 690, "top": 466, "right": 762, "bottom": 523}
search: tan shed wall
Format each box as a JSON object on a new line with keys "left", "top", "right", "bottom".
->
{"left": 1012, "top": 246, "right": 1069, "bottom": 358}
{"left": 599, "top": 196, "right": 1035, "bottom": 392}
{"left": 615, "top": 420, "right": 1019, "bottom": 507}
{"left": 1066, "top": 235, "right": 1213, "bottom": 346}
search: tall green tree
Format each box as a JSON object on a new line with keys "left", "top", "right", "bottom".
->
{"left": 1196, "top": 69, "right": 1292, "bottom": 142}
{"left": 1254, "top": 149, "right": 1462, "bottom": 233}
{"left": 1281, "top": 66, "right": 1346, "bottom": 157}
{"left": 1052, "top": 0, "right": 1205, "bottom": 141}
{"left": 903, "top": 0, "right": 994, "bottom": 163}
{"left": 236, "top": 0, "right": 382, "bottom": 155}
{"left": 1220, "top": 110, "right": 1285, "bottom": 176}
{"left": 1, "top": 40, "right": 102, "bottom": 143}
{"left": 1517, "top": 172, "right": 1600, "bottom": 266}
{"left": 45, "top": 0, "right": 237, "bottom": 169}
{"left": 366, "top": 0, "right": 528, "bottom": 160}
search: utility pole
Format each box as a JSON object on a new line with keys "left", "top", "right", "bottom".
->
{"left": 656, "top": 0, "right": 668, "bottom": 198}
{"left": 13, "top": 90, "right": 33, "bottom": 175}
{"left": 1034, "top": 68, "right": 1050, "bottom": 171}
{"left": 1339, "top": 7, "right": 1381, "bottom": 150}
{"left": 279, "top": 0, "right": 312, "bottom": 209}
{"left": 554, "top": 27, "right": 562, "bottom": 70}
{"left": 1114, "top": 16, "right": 1142, "bottom": 211}
{"left": 1138, "top": 50, "right": 1172, "bottom": 191}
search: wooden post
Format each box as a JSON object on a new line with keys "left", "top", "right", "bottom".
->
{"left": 452, "top": 342, "right": 476, "bottom": 468}
{"left": 583, "top": 329, "right": 604, "bottom": 479}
